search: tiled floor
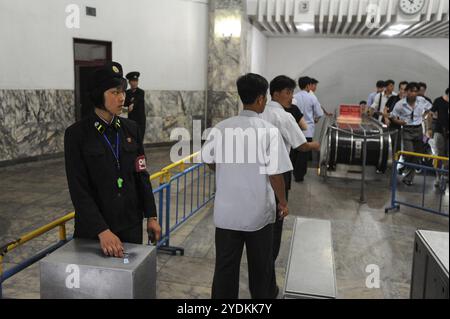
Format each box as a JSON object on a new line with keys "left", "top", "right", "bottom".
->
{"left": 0, "top": 147, "right": 448, "bottom": 299}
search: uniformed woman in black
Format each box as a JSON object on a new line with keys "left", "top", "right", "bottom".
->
{"left": 64, "top": 62, "right": 161, "bottom": 258}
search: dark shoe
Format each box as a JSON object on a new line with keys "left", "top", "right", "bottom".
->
{"left": 295, "top": 178, "right": 304, "bottom": 183}
{"left": 402, "top": 179, "right": 413, "bottom": 186}
{"left": 271, "top": 285, "right": 280, "bottom": 299}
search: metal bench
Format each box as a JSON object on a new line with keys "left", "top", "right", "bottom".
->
{"left": 283, "top": 218, "right": 337, "bottom": 299}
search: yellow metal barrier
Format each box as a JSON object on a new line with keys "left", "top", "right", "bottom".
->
{"left": 0, "top": 212, "right": 75, "bottom": 276}
{"left": 0, "top": 152, "right": 200, "bottom": 276}
{"left": 153, "top": 152, "right": 200, "bottom": 184}
{"left": 395, "top": 151, "right": 449, "bottom": 169}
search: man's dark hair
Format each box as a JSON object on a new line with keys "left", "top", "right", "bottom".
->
{"left": 310, "top": 78, "right": 319, "bottom": 85}
{"left": 399, "top": 81, "right": 409, "bottom": 89}
{"left": 236, "top": 73, "right": 269, "bottom": 105}
{"left": 360, "top": 101, "right": 367, "bottom": 105}
{"left": 385, "top": 79, "right": 395, "bottom": 87}
{"left": 376, "top": 80, "right": 386, "bottom": 88}
{"left": 445, "top": 88, "right": 449, "bottom": 95}
{"left": 270, "top": 75, "right": 296, "bottom": 96}
{"left": 406, "top": 82, "right": 419, "bottom": 91}
{"left": 418, "top": 82, "right": 427, "bottom": 90}
{"left": 298, "top": 76, "right": 312, "bottom": 90}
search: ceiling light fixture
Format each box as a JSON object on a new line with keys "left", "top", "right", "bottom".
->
{"left": 382, "top": 30, "right": 401, "bottom": 36}
{"left": 295, "top": 23, "right": 314, "bottom": 32}
{"left": 389, "top": 24, "right": 410, "bottom": 31}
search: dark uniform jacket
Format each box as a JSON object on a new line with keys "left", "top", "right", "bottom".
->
{"left": 64, "top": 114, "right": 157, "bottom": 239}
{"left": 125, "top": 88, "right": 146, "bottom": 137}
{"left": 386, "top": 95, "right": 402, "bottom": 131}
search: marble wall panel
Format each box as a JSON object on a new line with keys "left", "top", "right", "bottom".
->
{"left": 0, "top": 90, "right": 206, "bottom": 163}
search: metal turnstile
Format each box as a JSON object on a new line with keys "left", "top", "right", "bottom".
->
{"left": 410, "top": 230, "right": 449, "bottom": 299}
{"left": 40, "top": 239, "right": 157, "bottom": 299}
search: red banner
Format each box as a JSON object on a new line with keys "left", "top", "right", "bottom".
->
{"left": 340, "top": 105, "right": 362, "bottom": 119}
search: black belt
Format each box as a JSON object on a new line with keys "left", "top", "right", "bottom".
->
{"left": 404, "top": 125, "right": 422, "bottom": 128}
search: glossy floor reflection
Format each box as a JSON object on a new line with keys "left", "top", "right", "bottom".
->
{"left": 0, "top": 148, "right": 448, "bottom": 299}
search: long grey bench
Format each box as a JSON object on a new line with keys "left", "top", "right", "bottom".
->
{"left": 283, "top": 217, "right": 337, "bottom": 299}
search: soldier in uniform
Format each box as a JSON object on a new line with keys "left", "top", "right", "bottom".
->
{"left": 64, "top": 62, "right": 161, "bottom": 258}
{"left": 125, "top": 72, "right": 146, "bottom": 142}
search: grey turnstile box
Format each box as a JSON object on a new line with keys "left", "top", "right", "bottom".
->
{"left": 410, "top": 230, "right": 449, "bottom": 299}
{"left": 40, "top": 239, "right": 157, "bottom": 299}
{"left": 283, "top": 218, "right": 337, "bottom": 299}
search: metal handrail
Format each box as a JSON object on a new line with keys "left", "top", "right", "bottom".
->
{"left": 0, "top": 213, "right": 75, "bottom": 275}
{"left": 395, "top": 151, "right": 449, "bottom": 168}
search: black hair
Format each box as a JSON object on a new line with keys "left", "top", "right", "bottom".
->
{"left": 90, "top": 80, "right": 127, "bottom": 108}
{"left": 236, "top": 73, "right": 269, "bottom": 105}
{"left": 406, "top": 82, "right": 419, "bottom": 92}
{"left": 385, "top": 79, "right": 395, "bottom": 87}
{"left": 310, "top": 78, "right": 319, "bottom": 85}
{"left": 298, "top": 76, "right": 312, "bottom": 90}
{"left": 418, "top": 82, "right": 427, "bottom": 89}
{"left": 446, "top": 88, "right": 449, "bottom": 95}
{"left": 399, "top": 81, "right": 409, "bottom": 89}
{"left": 270, "top": 76, "right": 296, "bottom": 96}
{"left": 360, "top": 101, "right": 367, "bottom": 105}
{"left": 376, "top": 80, "right": 386, "bottom": 88}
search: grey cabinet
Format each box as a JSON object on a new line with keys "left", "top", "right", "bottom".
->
{"left": 410, "top": 231, "right": 449, "bottom": 299}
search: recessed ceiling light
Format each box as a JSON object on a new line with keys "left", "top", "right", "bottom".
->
{"left": 382, "top": 30, "right": 401, "bottom": 36}
{"left": 389, "top": 24, "right": 410, "bottom": 31}
{"left": 295, "top": 23, "right": 314, "bottom": 32}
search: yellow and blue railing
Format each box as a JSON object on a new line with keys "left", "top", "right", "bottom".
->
{"left": 385, "top": 151, "right": 449, "bottom": 217}
{"left": 0, "top": 152, "right": 215, "bottom": 298}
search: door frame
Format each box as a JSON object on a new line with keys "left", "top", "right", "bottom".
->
{"left": 73, "top": 38, "right": 112, "bottom": 121}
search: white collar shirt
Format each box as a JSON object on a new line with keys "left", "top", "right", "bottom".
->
{"left": 201, "top": 110, "right": 293, "bottom": 232}
{"left": 391, "top": 96, "right": 432, "bottom": 126}
{"left": 293, "top": 90, "right": 324, "bottom": 138}
{"left": 260, "top": 100, "right": 307, "bottom": 153}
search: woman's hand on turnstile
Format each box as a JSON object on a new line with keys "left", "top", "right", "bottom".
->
{"left": 98, "top": 229, "right": 124, "bottom": 258}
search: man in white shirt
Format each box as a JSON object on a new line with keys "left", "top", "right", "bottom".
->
{"left": 368, "top": 80, "right": 386, "bottom": 107}
{"left": 370, "top": 79, "right": 397, "bottom": 122}
{"left": 293, "top": 77, "right": 324, "bottom": 182}
{"left": 261, "top": 75, "right": 320, "bottom": 294}
{"left": 390, "top": 82, "right": 432, "bottom": 186}
{"left": 202, "top": 73, "right": 293, "bottom": 299}
{"left": 309, "top": 77, "right": 332, "bottom": 116}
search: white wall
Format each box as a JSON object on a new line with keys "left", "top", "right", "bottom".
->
{"left": 266, "top": 38, "right": 449, "bottom": 111}
{"left": 250, "top": 25, "right": 268, "bottom": 76}
{"left": 0, "top": 0, "right": 209, "bottom": 91}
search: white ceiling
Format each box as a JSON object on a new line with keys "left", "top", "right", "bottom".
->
{"left": 247, "top": 0, "right": 449, "bottom": 38}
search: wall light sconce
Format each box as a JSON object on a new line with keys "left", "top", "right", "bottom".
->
{"left": 214, "top": 15, "right": 241, "bottom": 38}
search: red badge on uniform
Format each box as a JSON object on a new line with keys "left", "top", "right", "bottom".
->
{"left": 135, "top": 155, "right": 147, "bottom": 172}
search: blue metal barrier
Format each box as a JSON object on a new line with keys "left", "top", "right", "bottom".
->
{"left": 155, "top": 163, "right": 215, "bottom": 255}
{"left": 385, "top": 159, "right": 449, "bottom": 217}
